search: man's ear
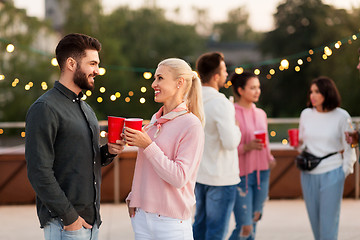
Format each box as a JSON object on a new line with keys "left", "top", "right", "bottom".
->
{"left": 66, "top": 57, "right": 77, "bottom": 72}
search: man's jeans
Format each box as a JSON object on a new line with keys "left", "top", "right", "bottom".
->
{"left": 44, "top": 218, "right": 99, "bottom": 240}
{"left": 193, "top": 183, "right": 237, "bottom": 240}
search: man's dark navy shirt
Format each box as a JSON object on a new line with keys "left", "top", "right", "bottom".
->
{"left": 25, "top": 81, "right": 115, "bottom": 228}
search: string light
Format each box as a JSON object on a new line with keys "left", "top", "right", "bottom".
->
{"left": 280, "top": 59, "right": 289, "bottom": 69}
{"left": 115, "top": 92, "right": 121, "bottom": 98}
{"left": 0, "top": 129, "right": 3, "bottom": 134}
{"left": 270, "top": 131, "right": 276, "bottom": 137}
{"left": 0, "top": 75, "right": 5, "bottom": 81}
{"left": 141, "top": 87, "right": 147, "bottom": 93}
{"left": 86, "top": 90, "right": 92, "bottom": 96}
{"left": 143, "top": 72, "right": 152, "bottom": 79}
{"left": 6, "top": 44, "right": 15, "bottom": 53}
{"left": 99, "top": 87, "right": 106, "bottom": 93}
{"left": 100, "top": 131, "right": 106, "bottom": 138}
{"left": 51, "top": 58, "right": 58, "bottom": 66}
{"left": 282, "top": 139, "right": 288, "bottom": 145}
{"left": 295, "top": 66, "right": 301, "bottom": 72}
{"left": 269, "top": 69, "right": 275, "bottom": 75}
{"left": 21, "top": 132, "right": 25, "bottom": 138}
{"left": 81, "top": 95, "right": 87, "bottom": 100}
{"left": 97, "top": 97, "right": 103, "bottom": 103}
{"left": 254, "top": 69, "right": 260, "bottom": 75}
{"left": 125, "top": 97, "right": 130, "bottom": 102}
{"left": 235, "top": 67, "right": 244, "bottom": 74}
{"left": 297, "top": 59, "right": 303, "bottom": 65}
{"left": 99, "top": 67, "right": 106, "bottom": 76}
{"left": 140, "top": 98, "right": 146, "bottom": 104}
{"left": 110, "top": 95, "right": 116, "bottom": 101}
{"left": 128, "top": 91, "right": 134, "bottom": 96}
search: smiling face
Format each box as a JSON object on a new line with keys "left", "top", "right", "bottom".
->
{"left": 73, "top": 49, "right": 99, "bottom": 91}
{"left": 152, "top": 65, "right": 183, "bottom": 107}
{"left": 310, "top": 83, "right": 325, "bottom": 111}
{"left": 238, "top": 77, "right": 261, "bottom": 104}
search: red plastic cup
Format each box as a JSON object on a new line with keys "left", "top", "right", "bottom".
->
{"left": 107, "top": 116, "right": 125, "bottom": 143}
{"left": 125, "top": 118, "right": 143, "bottom": 146}
{"left": 254, "top": 130, "right": 267, "bottom": 148}
{"left": 125, "top": 118, "right": 143, "bottom": 131}
{"left": 288, "top": 128, "right": 299, "bottom": 147}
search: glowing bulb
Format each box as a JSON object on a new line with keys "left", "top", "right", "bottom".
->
{"left": 97, "top": 97, "right": 103, "bottom": 103}
{"left": 81, "top": 95, "right": 87, "bottom": 100}
{"left": 51, "top": 58, "right": 58, "bottom": 66}
{"left": 269, "top": 69, "right": 275, "bottom": 75}
{"left": 140, "top": 98, "right": 146, "bottom": 104}
{"left": 254, "top": 69, "right": 260, "bottom": 75}
{"left": 99, "top": 67, "right": 106, "bottom": 76}
{"left": 25, "top": 85, "right": 30, "bottom": 90}
{"left": 352, "top": 35, "right": 357, "bottom": 40}
{"left": 14, "top": 78, "right": 19, "bottom": 84}
{"left": 235, "top": 67, "right": 244, "bottom": 74}
{"left": 297, "top": 59, "right": 303, "bottom": 65}
{"left": 295, "top": 66, "right": 300, "bottom": 72}
{"left": 324, "top": 46, "right": 332, "bottom": 56}
{"left": 115, "top": 92, "right": 121, "bottom": 98}
{"left": 100, "top": 131, "right": 106, "bottom": 138}
{"left": 308, "top": 49, "right": 314, "bottom": 55}
{"left": 143, "top": 72, "right": 152, "bottom": 79}
{"left": 322, "top": 54, "right": 328, "bottom": 60}
{"left": 0, "top": 75, "right": 4, "bottom": 81}
{"left": 110, "top": 95, "right": 116, "bottom": 101}
{"left": 125, "top": 97, "right": 130, "bottom": 102}
{"left": 86, "top": 90, "right": 92, "bottom": 96}
{"left": 141, "top": 87, "right": 147, "bottom": 93}
{"left": 282, "top": 139, "right": 288, "bottom": 145}
{"left": 280, "top": 59, "right": 289, "bottom": 69}
{"left": 99, "top": 87, "right": 106, "bottom": 93}
{"left": 0, "top": 129, "right": 3, "bottom": 134}
{"left": 21, "top": 132, "right": 25, "bottom": 138}
{"left": 6, "top": 44, "right": 15, "bottom": 53}
{"left": 28, "top": 82, "right": 33, "bottom": 87}
{"left": 128, "top": 91, "right": 134, "bottom": 96}
{"left": 270, "top": 131, "right": 276, "bottom": 137}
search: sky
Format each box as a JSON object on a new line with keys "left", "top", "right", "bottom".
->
{"left": 12, "top": 0, "right": 360, "bottom": 32}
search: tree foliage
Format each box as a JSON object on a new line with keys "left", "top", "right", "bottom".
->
{"left": 259, "top": 0, "right": 360, "bottom": 117}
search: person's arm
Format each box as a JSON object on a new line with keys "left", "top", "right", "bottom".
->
{"left": 25, "top": 102, "right": 78, "bottom": 226}
{"left": 340, "top": 114, "right": 357, "bottom": 177}
{"left": 142, "top": 122, "right": 204, "bottom": 188}
{"left": 214, "top": 99, "right": 241, "bottom": 150}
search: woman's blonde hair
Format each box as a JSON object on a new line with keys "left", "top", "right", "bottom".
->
{"left": 158, "top": 58, "right": 204, "bottom": 126}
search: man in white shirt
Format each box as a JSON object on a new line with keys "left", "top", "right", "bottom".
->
{"left": 193, "top": 52, "right": 241, "bottom": 240}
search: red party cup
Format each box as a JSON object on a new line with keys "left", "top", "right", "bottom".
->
{"left": 254, "top": 130, "right": 267, "bottom": 148}
{"left": 288, "top": 128, "right": 299, "bottom": 147}
{"left": 125, "top": 118, "right": 143, "bottom": 146}
{"left": 125, "top": 118, "right": 143, "bottom": 131}
{"left": 107, "top": 116, "right": 125, "bottom": 143}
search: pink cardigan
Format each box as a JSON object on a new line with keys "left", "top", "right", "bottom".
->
{"left": 234, "top": 103, "right": 274, "bottom": 177}
{"left": 126, "top": 113, "right": 204, "bottom": 220}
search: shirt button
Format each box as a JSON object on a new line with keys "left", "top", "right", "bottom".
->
{"left": 94, "top": 182, "right": 97, "bottom": 185}
{"left": 72, "top": 99, "right": 75, "bottom": 103}
{"left": 94, "top": 161, "right": 96, "bottom": 164}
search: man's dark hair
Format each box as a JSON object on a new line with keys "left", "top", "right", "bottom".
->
{"left": 307, "top": 76, "right": 341, "bottom": 111}
{"left": 55, "top": 33, "right": 101, "bottom": 71}
{"left": 230, "top": 71, "right": 257, "bottom": 98}
{"left": 196, "top": 52, "right": 224, "bottom": 84}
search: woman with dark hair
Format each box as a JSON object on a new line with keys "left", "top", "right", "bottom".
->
{"left": 298, "top": 76, "right": 356, "bottom": 240}
{"left": 228, "top": 71, "right": 275, "bottom": 240}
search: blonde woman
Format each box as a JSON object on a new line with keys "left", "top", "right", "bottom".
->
{"left": 125, "top": 58, "right": 205, "bottom": 240}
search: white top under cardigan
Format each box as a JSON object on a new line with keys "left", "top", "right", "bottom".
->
{"left": 196, "top": 86, "right": 241, "bottom": 186}
{"left": 299, "top": 107, "right": 356, "bottom": 176}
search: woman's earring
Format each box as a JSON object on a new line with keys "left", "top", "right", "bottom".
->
{"left": 177, "top": 86, "right": 180, "bottom": 89}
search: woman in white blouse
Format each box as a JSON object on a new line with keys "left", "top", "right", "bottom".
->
{"left": 298, "top": 76, "right": 356, "bottom": 240}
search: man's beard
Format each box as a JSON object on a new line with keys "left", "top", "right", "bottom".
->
{"left": 73, "top": 66, "right": 94, "bottom": 91}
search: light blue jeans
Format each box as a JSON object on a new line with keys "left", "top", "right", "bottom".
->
{"left": 193, "top": 183, "right": 237, "bottom": 240}
{"left": 301, "top": 166, "right": 345, "bottom": 240}
{"left": 228, "top": 170, "right": 270, "bottom": 240}
{"left": 43, "top": 218, "right": 99, "bottom": 240}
